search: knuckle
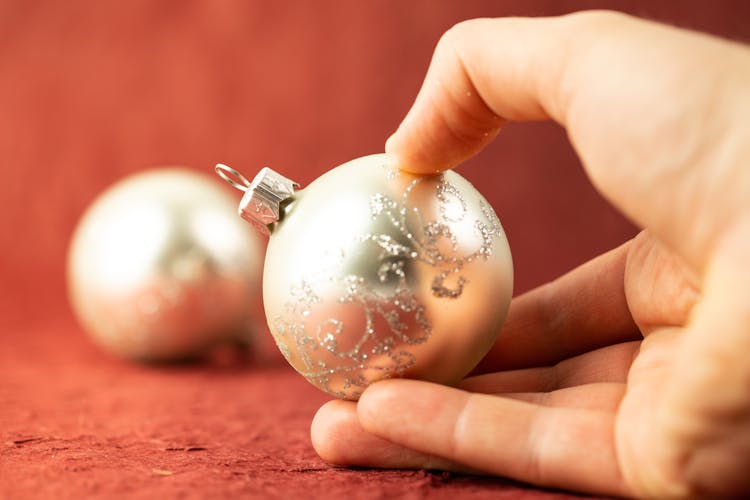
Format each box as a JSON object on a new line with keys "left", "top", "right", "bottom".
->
{"left": 437, "top": 21, "right": 467, "bottom": 53}
{"left": 563, "top": 9, "right": 630, "bottom": 30}
{"left": 438, "top": 18, "right": 491, "bottom": 52}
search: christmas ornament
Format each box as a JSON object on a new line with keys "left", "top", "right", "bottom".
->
{"left": 217, "top": 154, "right": 513, "bottom": 400}
{"left": 68, "top": 168, "right": 263, "bottom": 361}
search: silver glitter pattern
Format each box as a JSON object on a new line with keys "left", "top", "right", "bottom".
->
{"left": 272, "top": 171, "right": 503, "bottom": 398}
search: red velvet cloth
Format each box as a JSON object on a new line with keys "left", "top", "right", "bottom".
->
{"left": 1, "top": 1, "right": 748, "bottom": 498}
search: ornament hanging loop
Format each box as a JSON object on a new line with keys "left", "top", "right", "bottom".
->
{"left": 215, "top": 163, "right": 251, "bottom": 192}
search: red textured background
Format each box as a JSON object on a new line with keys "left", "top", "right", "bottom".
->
{"left": 1, "top": 1, "right": 748, "bottom": 498}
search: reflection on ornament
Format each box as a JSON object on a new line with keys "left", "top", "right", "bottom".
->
{"left": 217, "top": 154, "right": 513, "bottom": 399}
{"left": 68, "top": 168, "right": 264, "bottom": 362}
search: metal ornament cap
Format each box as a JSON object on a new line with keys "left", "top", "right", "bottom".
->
{"left": 216, "top": 164, "right": 299, "bottom": 236}
{"left": 240, "top": 167, "right": 299, "bottom": 236}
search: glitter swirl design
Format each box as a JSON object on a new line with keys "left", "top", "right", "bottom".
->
{"left": 272, "top": 172, "right": 504, "bottom": 399}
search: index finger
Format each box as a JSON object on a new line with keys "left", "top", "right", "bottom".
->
{"left": 387, "top": 11, "right": 750, "bottom": 272}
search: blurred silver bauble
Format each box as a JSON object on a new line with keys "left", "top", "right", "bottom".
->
{"left": 68, "top": 168, "right": 264, "bottom": 361}
{"left": 218, "top": 154, "right": 512, "bottom": 400}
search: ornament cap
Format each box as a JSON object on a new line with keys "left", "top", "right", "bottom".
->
{"left": 215, "top": 164, "right": 299, "bottom": 236}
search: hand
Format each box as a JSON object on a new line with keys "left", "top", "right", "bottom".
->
{"left": 310, "top": 11, "right": 750, "bottom": 498}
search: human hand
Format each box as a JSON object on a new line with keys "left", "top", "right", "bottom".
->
{"left": 310, "top": 11, "right": 750, "bottom": 498}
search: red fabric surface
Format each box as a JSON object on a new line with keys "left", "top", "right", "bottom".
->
{"left": 1, "top": 317, "right": 593, "bottom": 499}
{"left": 1, "top": 1, "right": 749, "bottom": 498}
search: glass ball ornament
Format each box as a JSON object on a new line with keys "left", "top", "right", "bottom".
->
{"left": 217, "top": 154, "right": 513, "bottom": 400}
{"left": 67, "top": 168, "right": 264, "bottom": 362}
